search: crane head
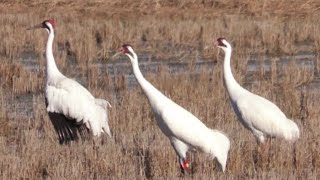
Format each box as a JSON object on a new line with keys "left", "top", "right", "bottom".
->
{"left": 27, "top": 19, "right": 56, "bottom": 32}
{"left": 119, "top": 44, "right": 132, "bottom": 53}
{"left": 216, "top": 38, "right": 227, "bottom": 48}
{"left": 119, "top": 44, "right": 134, "bottom": 57}
{"left": 215, "top": 38, "right": 232, "bottom": 52}
{"left": 111, "top": 44, "right": 134, "bottom": 60}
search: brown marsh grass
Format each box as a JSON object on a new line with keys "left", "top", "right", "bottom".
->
{"left": 0, "top": 1, "right": 320, "bottom": 179}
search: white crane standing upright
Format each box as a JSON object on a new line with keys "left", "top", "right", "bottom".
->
{"left": 29, "top": 20, "right": 112, "bottom": 144}
{"left": 216, "top": 38, "right": 299, "bottom": 147}
{"left": 119, "top": 44, "right": 230, "bottom": 173}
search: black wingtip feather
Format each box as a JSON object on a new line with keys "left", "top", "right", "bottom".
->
{"left": 48, "top": 112, "right": 89, "bottom": 144}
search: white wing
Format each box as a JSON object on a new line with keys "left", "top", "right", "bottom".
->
{"left": 159, "top": 100, "right": 230, "bottom": 171}
{"left": 46, "top": 77, "right": 110, "bottom": 138}
{"left": 159, "top": 100, "right": 214, "bottom": 149}
{"left": 236, "top": 93, "right": 289, "bottom": 138}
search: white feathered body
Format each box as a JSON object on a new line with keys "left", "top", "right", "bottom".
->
{"left": 152, "top": 90, "right": 229, "bottom": 154}
{"left": 34, "top": 20, "right": 111, "bottom": 144}
{"left": 222, "top": 40, "right": 299, "bottom": 143}
{"left": 46, "top": 76, "right": 111, "bottom": 137}
{"left": 229, "top": 87, "right": 299, "bottom": 143}
{"left": 127, "top": 49, "right": 230, "bottom": 171}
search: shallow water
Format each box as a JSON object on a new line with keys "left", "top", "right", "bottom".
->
{"left": 11, "top": 50, "right": 318, "bottom": 120}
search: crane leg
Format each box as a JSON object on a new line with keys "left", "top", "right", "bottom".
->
{"left": 259, "top": 138, "right": 270, "bottom": 163}
{"left": 170, "top": 138, "right": 190, "bottom": 174}
{"left": 179, "top": 158, "right": 190, "bottom": 174}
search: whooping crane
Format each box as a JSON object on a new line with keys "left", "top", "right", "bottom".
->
{"left": 216, "top": 38, "right": 299, "bottom": 147}
{"left": 119, "top": 44, "right": 230, "bottom": 173}
{"left": 29, "top": 20, "right": 112, "bottom": 144}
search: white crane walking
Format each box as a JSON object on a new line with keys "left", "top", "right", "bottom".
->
{"left": 119, "top": 44, "right": 230, "bottom": 173}
{"left": 29, "top": 20, "right": 111, "bottom": 144}
{"left": 216, "top": 38, "right": 299, "bottom": 148}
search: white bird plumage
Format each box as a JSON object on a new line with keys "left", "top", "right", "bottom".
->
{"left": 31, "top": 20, "right": 111, "bottom": 144}
{"left": 119, "top": 44, "right": 230, "bottom": 173}
{"left": 216, "top": 38, "right": 300, "bottom": 144}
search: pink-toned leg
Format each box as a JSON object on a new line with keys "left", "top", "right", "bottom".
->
{"left": 179, "top": 158, "right": 191, "bottom": 174}
{"left": 262, "top": 142, "right": 269, "bottom": 153}
{"left": 259, "top": 139, "right": 270, "bottom": 162}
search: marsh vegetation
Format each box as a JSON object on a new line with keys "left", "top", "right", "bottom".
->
{"left": 0, "top": 1, "right": 319, "bottom": 179}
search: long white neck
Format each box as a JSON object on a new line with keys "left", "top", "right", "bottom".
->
{"left": 127, "top": 52, "right": 167, "bottom": 111}
{"left": 223, "top": 47, "right": 246, "bottom": 100}
{"left": 46, "top": 30, "right": 63, "bottom": 81}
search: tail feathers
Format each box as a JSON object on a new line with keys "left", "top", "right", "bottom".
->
{"left": 94, "top": 98, "right": 112, "bottom": 137}
{"left": 103, "top": 124, "right": 112, "bottom": 137}
{"left": 208, "top": 129, "right": 230, "bottom": 172}
{"left": 283, "top": 119, "right": 300, "bottom": 142}
{"left": 95, "top": 98, "right": 112, "bottom": 109}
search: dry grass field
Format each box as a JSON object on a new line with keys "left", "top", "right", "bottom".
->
{"left": 0, "top": 0, "right": 320, "bottom": 179}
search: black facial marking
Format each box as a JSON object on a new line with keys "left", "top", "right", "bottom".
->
{"left": 42, "top": 21, "right": 50, "bottom": 32}
{"left": 217, "top": 38, "right": 227, "bottom": 47}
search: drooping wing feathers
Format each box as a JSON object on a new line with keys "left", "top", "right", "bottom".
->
{"left": 95, "top": 98, "right": 112, "bottom": 109}
{"left": 48, "top": 112, "right": 90, "bottom": 144}
{"left": 77, "top": 123, "right": 91, "bottom": 140}
{"left": 45, "top": 77, "right": 111, "bottom": 142}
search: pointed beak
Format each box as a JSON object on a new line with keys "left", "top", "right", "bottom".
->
{"left": 111, "top": 51, "right": 122, "bottom": 59}
{"left": 27, "top": 23, "right": 43, "bottom": 30}
{"left": 110, "top": 47, "right": 125, "bottom": 60}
